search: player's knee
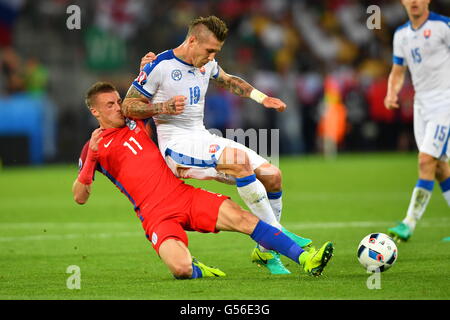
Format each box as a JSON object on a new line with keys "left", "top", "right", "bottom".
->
{"left": 258, "top": 165, "right": 282, "bottom": 192}
{"left": 435, "top": 161, "right": 450, "bottom": 181}
{"left": 219, "top": 148, "right": 252, "bottom": 177}
{"left": 418, "top": 153, "right": 437, "bottom": 173}
{"left": 172, "top": 262, "right": 193, "bottom": 279}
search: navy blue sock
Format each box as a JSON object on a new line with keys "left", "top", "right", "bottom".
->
{"left": 250, "top": 220, "right": 304, "bottom": 264}
{"left": 440, "top": 177, "right": 450, "bottom": 193}
{"left": 191, "top": 263, "right": 202, "bottom": 279}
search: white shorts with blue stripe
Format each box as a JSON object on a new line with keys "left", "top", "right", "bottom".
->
{"left": 414, "top": 101, "right": 450, "bottom": 161}
{"left": 159, "top": 130, "right": 268, "bottom": 173}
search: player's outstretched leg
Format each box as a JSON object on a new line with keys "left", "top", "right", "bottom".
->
{"left": 250, "top": 220, "right": 333, "bottom": 277}
{"left": 216, "top": 200, "right": 334, "bottom": 277}
{"left": 158, "top": 238, "right": 226, "bottom": 279}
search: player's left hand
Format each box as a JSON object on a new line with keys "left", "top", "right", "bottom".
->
{"left": 262, "top": 97, "right": 287, "bottom": 112}
{"left": 89, "top": 128, "right": 103, "bottom": 154}
{"left": 140, "top": 51, "right": 157, "bottom": 70}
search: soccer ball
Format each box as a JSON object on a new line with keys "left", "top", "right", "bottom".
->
{"left": 357, "top": 233, "right": 398, "bottom": 272}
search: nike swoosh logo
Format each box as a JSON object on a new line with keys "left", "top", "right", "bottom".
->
{"left": 274, "top": 230, "right": 282, "bottom": 236}
{"left": 255, "top": 250, "right": 268, "bottom": 264}
{"left": 104, "top": 139, "right": 113, "bottom": 148}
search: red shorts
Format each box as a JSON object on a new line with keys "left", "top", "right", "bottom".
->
{"left": 140, "top": 184, "right": 229, "bottom": 254}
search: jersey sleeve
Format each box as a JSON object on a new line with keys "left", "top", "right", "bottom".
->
{"left": 131, "top": 61, "right": 162, "bottom": 99}
{"left": 444, "top": 16, "right": 450, "bottom": 47}
{"left": 209, "top": 59, "right": 220, "bottom": 79}
{"left": 78, "top": 141, "right": 98, "bottom": 180}
{"left": 392, "top": 30, "right": 407, "bottom": 66}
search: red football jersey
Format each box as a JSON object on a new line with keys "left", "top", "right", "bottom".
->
{"left": 78, "top": 119, "right": 183, "bottom": 214}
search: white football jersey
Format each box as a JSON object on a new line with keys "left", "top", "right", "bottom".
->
{"left": 132, "top": 49, "right": 220, "bottom": 141}
{"left": 393, "top": 12, "right": 450, "bottom": 110}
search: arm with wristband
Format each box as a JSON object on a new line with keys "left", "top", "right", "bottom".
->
{"left": 212, "top": 66, "right": 287, "bottom": 112}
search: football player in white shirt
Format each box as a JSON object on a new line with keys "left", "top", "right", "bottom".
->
{"left": 122, "top": 16, "right": 313, "bottom": 274}
{"left": 385, "top": 0, "right": 450, "bottom": 242}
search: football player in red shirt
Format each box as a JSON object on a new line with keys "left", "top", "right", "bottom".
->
{"left": 72, "top": 82, "right": 334, "bottom": 279}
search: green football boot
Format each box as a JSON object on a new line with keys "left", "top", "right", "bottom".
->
{"left": 388, "top": 222, "right": 413, "bottom": 242}
{"left": 251, "top": 246, "right": 291, "bottom": 275}
{"left": 192, "top": 257, "right": 226, "bottom": 277}
{"left": 299, "top": 241, "right": 334, "bottom": 277}
{"left": 282, "top": 227, "right": 313, "bottom": 251}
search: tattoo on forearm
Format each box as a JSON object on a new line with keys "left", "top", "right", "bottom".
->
{"left": 122, "top": 86, "right": 173, "bottom": 118}
{"left": 215, "top": 74, "right": 253, "bottom": 97}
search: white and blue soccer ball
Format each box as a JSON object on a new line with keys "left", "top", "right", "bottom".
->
{"left": 357, "top": 233, "right": 398, "bottom": 272}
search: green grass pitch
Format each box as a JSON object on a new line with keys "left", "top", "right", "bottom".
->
{"left": 0, "top": 152, "right": 449, "bottom": 300}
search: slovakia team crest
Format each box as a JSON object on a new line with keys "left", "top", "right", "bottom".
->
{"left": 136, "top": 70, "right": 147, "bottom": 85}
{"left": 209, "top": 144, "right": 220, "bottom": 153}
{"left": 424, "top": 29, "right": 431, "bottom": 39}
{"left": 171, "top": 69, "right": 182, "bottom": 81}
{"left": 199, "top": 66, "right": 206, "bottom": 75}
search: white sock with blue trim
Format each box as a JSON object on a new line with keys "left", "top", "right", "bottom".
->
{"left": 267, "top": 191, "right": 283, "bottom": 223}
{"left": 236, "top": 174, "right": 282, "bottom": 229}
{"left": 403, "top": 179, "right": 434, "bottom": 230}
{"left": 439, "top": 177, "right": 450, "bottom": 207}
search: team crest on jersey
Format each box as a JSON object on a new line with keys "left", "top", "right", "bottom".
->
{"left": 126, "top": 118, "right": 137, "bottom": 130}
{"left": 199, "top": 66, "right": 206, "bottom": 75}
{"left": 423, "top": 29, "right": 431, "bottom": 39}
{"left": 171, "top": 69, "right": 182, "bottom": 81}
{"left": 151, "top": 232, "right": 158, "bottom": 245}
{"left": 209, "top": 144, "right": 220, "bottom": 153}
{"left": 136, "top": 70, "right": 148, "bottom": 85}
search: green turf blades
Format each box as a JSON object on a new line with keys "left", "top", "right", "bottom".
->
{"left": 1, "top": 154, "right": 450, "bottom": 299}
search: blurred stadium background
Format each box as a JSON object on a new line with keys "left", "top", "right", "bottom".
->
{"left": 0, "top": 0, "right": 449, "bottom": 166}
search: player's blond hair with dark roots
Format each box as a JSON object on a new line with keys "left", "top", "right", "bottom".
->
{"left": 85, "top": 82, "right": 118, "bottom": 109}
{"left": 188, "top": 16, "right": 228, "bottom": 42}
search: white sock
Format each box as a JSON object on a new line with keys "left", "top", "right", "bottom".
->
{"left": 267, "top": 191, "right": 283, "bottom": 223}
{"left": 403, "top": 186, "right": 433, "bottom": 231}
{"left": 236, "top": 174, "right": 282, "bottom": 230}
{"left": 442, "top": 190, "right": 450, "bottom": 207}
{"left": 439, "top": 177, "right": 450, "bottom": 207}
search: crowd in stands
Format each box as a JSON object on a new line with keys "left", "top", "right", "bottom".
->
{"left": 1, "top": 0, "right": 449, "bottom": 162}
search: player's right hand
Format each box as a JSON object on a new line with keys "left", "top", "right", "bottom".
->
{"left": 165, "top": 96, "right": 187, "bottom": 115}
{"left": 140, "top": 51, "right": 157, "bottom": 70}
{"left": 384, "top": 94, "right": 399, "bottom": 110}
{"left": 89, "top": 128, "right": 103, "bottom": 153}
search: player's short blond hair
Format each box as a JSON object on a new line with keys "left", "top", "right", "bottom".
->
{"left": 187, "top": 16, "right": 228, "bottom": 42}
{"left": 85, "top": 82, "right": 118, "bottom": 109}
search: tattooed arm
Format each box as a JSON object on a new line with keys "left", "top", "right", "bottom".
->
{"left": 121, "top": 85, "right": 186, "bottom": 119}
{"left": 213, "top": 67, "right": 287, "bottom": 112}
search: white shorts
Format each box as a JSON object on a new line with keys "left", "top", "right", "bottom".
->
{"left": 159, "top": 130, "right": 268, "bottom": 173}
{"left": 414, "top": 105, "right": 450, "bottom": 161}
